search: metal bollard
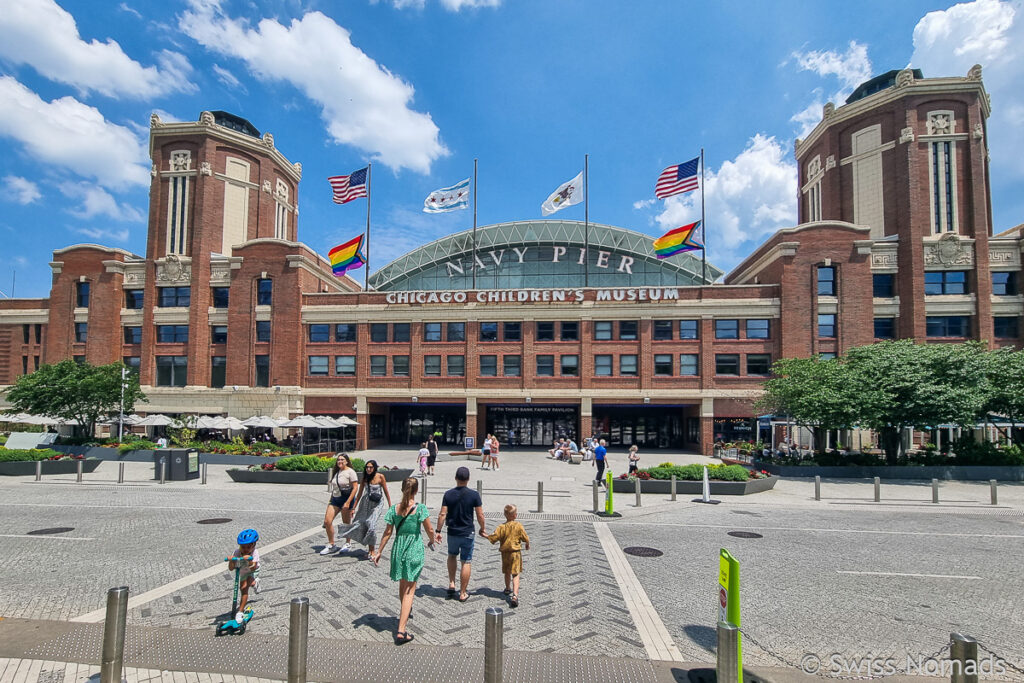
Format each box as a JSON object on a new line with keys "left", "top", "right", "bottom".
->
{"left": 716, "top": 621, "right": 741, "bottom": 683}
{"left": 815, "top": 475, "right": 821, "bottom": 501}
{"left": 949, "top": 632, "right": 979, "bottom": 683}
{"left": 484, "top": 607, "right": 504, "bottom": 683}
{"left": 201, "top": 462, "right": 208, "bottom": 485}
{"left": 932, "top": 478, "right": 939, "bottom": 504}
{"left": 671, "top": 475, "right": 677, "bottom": 501}
{"left": 287, "top": 597, "right": 309, "bottom": 683}
{"left": 477, "top": 479, "right": 483, "bottom": 501}
{"left": 990, "top": 479, "right": 998, "bottom": 505}
{"left": 421, "top": 478, "right": 427, "bottom": 505}
{"left": 592, "top": 480, "right": 599, "bottom": 513}
{"left": 635, "top": 478, "right": 642, "bottom": 507}
{"left": 117, "top": 462, "right": 124, "bottom": 484}
{"left": 100, "top": 586, "right": 129, "bottom": 683}
{"left": 76, "top": 459, "right": 83, "bottom": 483}
{"left": 873, "top": 476, "right": 880, "bottom": 502}
{"left": 159, "top": 458, "right": 166, "bottom": 485}
{"left": 537, "top": 481, "right": 544, "bottom": 513}
{"left": 35, "top": 460, "right": 42, "bottom": 482}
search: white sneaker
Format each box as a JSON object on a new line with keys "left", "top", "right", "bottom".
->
{"left": 339, "top": 543, "right": 351, "bottom": 552}
{"left": 319, "top": 545, "right": 336, "bottom": 555}
{"left": 252, "top": 577, "right": 262, "bottom": 593}
{"left": 235, "top": 611, "right": 245, "bottom": 623}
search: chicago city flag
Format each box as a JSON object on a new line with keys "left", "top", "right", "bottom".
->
{"left": 541, "top": 171, "right": 584, "bottom": 216}
{"left": 423, "top": 178, "right": 470, "bottom": 213}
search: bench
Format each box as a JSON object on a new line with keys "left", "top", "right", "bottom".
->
{"left": 568, "top": 452, "right": 583, "bottom": 465}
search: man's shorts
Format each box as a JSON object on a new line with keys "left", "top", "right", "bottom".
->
{"left": 447, "top": 534, "right": 475, "bottom": 562}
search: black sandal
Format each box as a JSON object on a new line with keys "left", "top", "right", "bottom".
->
{"left": 395, "top": 631, "right": 414, "bottom": 645}
{"left": 446, "top": 587, "right": 456, "bottom": 599}
{"left": 503, "top": 588, "right": 511, "bottom": 595}
{"left": 458, "top": 592, "right": 469, "bottom": 602}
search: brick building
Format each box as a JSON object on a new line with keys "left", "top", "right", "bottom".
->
{"left": 1, "top": 67, "right": 1020, "bottom": 454}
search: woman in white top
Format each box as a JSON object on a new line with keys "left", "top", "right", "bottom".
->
{"left": 321, "top": 453, "right": 359, "bottom": 555}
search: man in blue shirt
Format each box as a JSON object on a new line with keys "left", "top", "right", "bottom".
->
{"left": 435, "top": 466, "right": 486, "bottom": 602}
{"left": 593, "top": 438, "right": 608, "bottom": 486}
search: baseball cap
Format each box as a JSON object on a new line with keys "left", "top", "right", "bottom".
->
{"left": 455, "top": 466, "right": 470, "bottom": 481}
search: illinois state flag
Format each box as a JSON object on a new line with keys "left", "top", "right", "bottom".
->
{"left": 541, "top": 171, "right": 584, "bottom": 216}
{"left": 423, "top": 178, "right": 470, "bottom": 213}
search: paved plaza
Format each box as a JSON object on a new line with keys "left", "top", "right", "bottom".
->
{"left": 1, "top": 447, "right": 1023, "bottom": 681}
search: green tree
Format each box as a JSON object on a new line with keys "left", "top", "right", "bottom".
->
{"left": 982, "top": 347, "right": 1024, "bottom": 445}
{"left": 4, "top": 360, "right": 147, "bottom": 437}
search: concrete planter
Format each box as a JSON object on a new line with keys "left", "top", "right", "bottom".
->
{"left": 50, "top": 445, "right": 291, "bottom": 466}
{"left": 755, "top": 461, "right": 1024, "bottom": 481}
{"left": 611, "top": 475, "right": 777, "bottom": 495}
{"left": 227, "top": 468, "right": 414, "bottom": 485}
{"left": 0, "top": 459, "right": 102, "bottom": 476}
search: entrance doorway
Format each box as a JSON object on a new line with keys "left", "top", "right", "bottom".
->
{"left": 388, "top": 405, "right": 466, "bottom": 445}
{"left": 592, "top": 406, "right": 685, "bottom": 449}
{"left": 485, "top": 405, "right": 579, "bottom": 448}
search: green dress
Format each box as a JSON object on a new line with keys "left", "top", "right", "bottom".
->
{"left": 384, "top": 502, "right": 429, "bottom": 582}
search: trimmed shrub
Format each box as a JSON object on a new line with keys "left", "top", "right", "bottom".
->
{"left": 641, "top": 463, "right": 751, "bottom": 481}
{"left": 0, "top": 448, "right": 66, "bottom": 462}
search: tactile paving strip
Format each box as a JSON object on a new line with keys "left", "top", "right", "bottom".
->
{"left": 484, "top": 512, "right": 595, "bottom": 522}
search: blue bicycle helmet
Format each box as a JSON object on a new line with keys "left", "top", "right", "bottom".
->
{"left": 237, "top": 528, "right": 259, "bottom": 545}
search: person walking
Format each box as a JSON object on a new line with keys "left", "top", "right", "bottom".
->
{"left": 627, "top": 444, "right": 640, "bottom": 475}
{"left": 489, "top": 434, "right": 500, "bottom": 471}
{"left": 434, "top": 466, "right": 486, "bottom": 602}
{"left": 426, "top": 435, "right": 438, "bottom": 476}
{"left": 481, "top": 434, "right": 492, "bottom": 470}
{"left": 335, "top": 460, "right": 391, "bottom": 559}
{"left": 372, "top": 478, "right": 436, "bottom": 645}
{"left": 593, "top": 439, "right": 608, "bottom": 487}
{"left": 321, "top": 453, "right": 358, "bottom": 554}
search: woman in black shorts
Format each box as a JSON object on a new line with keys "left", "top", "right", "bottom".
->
{"left": 321, "top": 453, "right": 358, "bottom": 555}
{"left": 427, "top": 435, "right": 438, "bottom": 475}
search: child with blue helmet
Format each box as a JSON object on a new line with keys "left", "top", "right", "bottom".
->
{"left": 229, "top": 528, "right": 261, "bottom": 623}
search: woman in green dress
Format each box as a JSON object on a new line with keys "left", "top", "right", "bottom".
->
{"left": 372, "top": 477, "right": 435, "bottom": 644}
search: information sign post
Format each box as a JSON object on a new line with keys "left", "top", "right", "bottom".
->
{"left": 718, "top": 548, "right": 741, "bottom": 680}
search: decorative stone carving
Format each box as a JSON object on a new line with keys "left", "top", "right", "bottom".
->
{"left": 151, "top": 164, "right": 158, "bottom": 178}
{"left": 262, "top": 132, "right": 274, "bottom": 148}
{"left": 896, "top": 69, "right": 915, "bottom": 87}
{"left": 823, "top": 102, "right": 835, "bottom": 119}
{"left": 899, "top": 127, "right": 915, "bottom": 144}
{"left": 200, "top": 161, "right": 212, "bottom": 176}
{"left": 200, "top": 111, "right": 215, "bottom": 126}
{"left": 871, "top": 253, "right": 898, "bottom": 267}
{"left": 275, "top": 178, "right": 289, "bottom": 201}
{"left": 973, "top": 123, "right": 984, "bottom": 140}
{"left": 924, "top": 233, "right": 973, "bottom": 267}
{"left": 210, "top": 268, "right": 231, "bottom": 283}
{"left": 125, "top": 272, "right": 141, "bottom": 284}
{"left": 157, "top": 254, "right": 192, "bottom": 283}
{"left": 967, "top": 64, "right": 983, "bottom": 81}
{"left": 150, "top": 112, "right": 163, "bottom": 128}
{"left": 170, "top": 150, "right": 191, "bottom": 172}
{"left": 293, "top": 162, "right": 302, "bottom": 177}
{"left": 262, "top": 180, "right": 272, "bottom": 193}
{"left": 794, "top": 139, "right": 802, "bottom": 153}
{"left": 825, "top": 155, "right": 835, "bottom": 171}
{"left": 927, "top": 112, "right": 954, "bottom": 136}
{"left": 806, "top": 156, "right": 821, "bottom": 180}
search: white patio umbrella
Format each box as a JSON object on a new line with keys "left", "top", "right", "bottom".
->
{"left": 195, "top": 415, "right": 220, "bottom": 429}
{"left": 222, "top": 416, "right": 245, "bottom": 431}
{"left": 136, "top": 414, "right": 175, "bottom": 427}
{"left": 282, "top": 415, "right": 326, "bottom": 453}
{"left": 242, "top": 416, "right": 279, "bottom": 429}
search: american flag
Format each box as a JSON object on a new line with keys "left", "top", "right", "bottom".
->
{"left": 655, "top": 156, "right": 700, "bottom": 199}
{"left": 328, "top": 167, "right": 368, "bottom": 204}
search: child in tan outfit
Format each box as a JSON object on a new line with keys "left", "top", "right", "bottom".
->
{"left": 487, "top": 504, "right": 530, "bottom": 607}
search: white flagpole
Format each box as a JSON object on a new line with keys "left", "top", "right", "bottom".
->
{"left": 364, "top": 163, "right": 372, "bottom": 291}
{"left": 584, "top": 154, "right": 589, "bottom": 288}
{"left": 700, "top": 148, "right": 707, "bottom": 285}
{"left": 472, "top": 158, "right": 478, "bottom": 291}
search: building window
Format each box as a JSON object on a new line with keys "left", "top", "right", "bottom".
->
{"left": 448, "top": 322, "right": 466, "bottom": 342}
{"left": 211, "top": 356, "right": 226, "bottom": 388}
{"left": 256, "top": 321, "right": 271, "bottom": 342}
{"left": 255, "top": 355, "right": 269, "bottom": 387}
{"left": 393, "top": 323, "right": 410, "bottom": 343}
{"left": 393, "top": 355, "right": 410, "bottom": 376}
{"left": 653, "top": 320, "right": 673, "bottom": 341}
{"left": 926, "top": 315, "right": 969, "bottom": 338}
{"left": 308, "top": 356, "right": 329, "bottom": 376}
{"left": 872, "top": 274, "right": 894, "bottom": 298}
{"left": 994, "top": 317, "right": 1019, "bottom": 339}
{"left": 34, "top": 324, "right": 41, "bottom": 344}
{"left": 167, "top": 167, "right": 190, "bottom": 255}
{"left": 480, "top": 322, "right": 498, "bottom": 342}
{"left": 819, "top": 352, "right": 837, "bottom": 360}
{"left": 503, "top": 322, "right": 521, "bottom": 342}
{"left": 22, "top": 355, "right": 29, "bottom": 376}
{"left": 924, "top": 271, "right": 967, "bottom": 295}
{"left": 992, "top": 272, "right": 1017, "bottom": 296}
{"left": 22, "top": 324, "right": 29, "bottom": 344}
{"left": 123, "top": 327, "right": 142, "bottom": 344}
{"left": 746, "top": 354, "right": 772, "bottom": 376}
{"left": 424, "top": 355, "right": 442, "bottom": 376}
{"left": 715, "top": 319, "right": 738, "bottom": 339}
{"left": 211, "top": 325, "right": 228, "bottom": 344}
{"left": 928, "top": 120, "right": 957, "bottom": 233}
{"left": 746, "top": 319, "right": 770, "bottom": 339}
{"left": 817, "top": 266, "right": 835, "bottom": 296}
{"left": 679, "top": 320, "right": 699, "bottom": 340}
{"left": 620, "top": 354, "right": 638, "bottom": 376}
{"left": 335, "top": 355, "right": 356, "bottom": 376}
{"left": 503, "top": 355, "right": 520, "bottom": 376}
{"left": 335, "top": 323, "right": 356, "bottom": 342}
{"left": 874, "top": 318, "right": 895, "bottom": 339}
{"left": 818, "top": 314, "right": 836, "bottom": 338}
{"left": 212, "top": 287, "right": 230, "bottom": 308}
{"left": 306, "top": 324, "right": 328, "bottom": 343}
{"left": 123, "top": 356, "right": 140, "bottom": 374}
{"left": 125, "top": 290, "right": 144, "bottom": 309}
{"left": 447, "top": 355, "right": 465, "bottom": 376}
{"left": 256, "top": 278, "right": 272, "bottom": 306}
{"left": 595, "top": 355, "right": 613, "bottom": 376}
{"left": 536, "top": 355, "right": 555, "bottom": 376}
{"left": 274, "top": 179, "right": 290, "bottom": 239}
{"left": 715, "top": 354, "right": 740, "bottom": 375}
{"left": 619, "top": 321, "right": 638, "bottom": 340}
{"left": 73, "top": 355, "right": 85, "bottom": 364}
{"left": 74, "top": 322, "right": 88, "bottom": 343}
{"left": 561, "top": 322, "right": 579, "bottom": 341}
{"left": 76, "top": 282, "right": 90, "bottom": 308}
{"left": 594, "top": 321, "right": 613, "bottom": 340}
{"left": 424, "top": 323, "right": 442, "bottom": 342}
{"left": 370, "top": 323, "right": 388, "bottom": 343}
{"left": 536, "top": 322, "right": 555, "bottom": 342}
{"left": 157, "top": 325, "right": 189, "bottom": 343}
{"left": 480, "top": 355, "right": 497, "bottom": 376}
{"left": 370, "top": 356, "right": 387, "bottom": 376}
{"left": 680, "top": 354, "right": 699, "bottom": 376}
{"left": 158, "top": 286, "right": 190, "bottom": 307}
{"left": 156, "top": 356, "right": 187, "bottom": 387}
{"left": 560, "top": 355, "right": 579, "bottom": 376}
{"left": 654, "top": 354, "right": 673, "bottom": 376}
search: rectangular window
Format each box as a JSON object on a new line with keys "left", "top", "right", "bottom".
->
{"left": 874, "top": 318, "right": 895, "bottom": 339}
{"left": 595, "top": 354, "right": 613, "bottom": 376}
{"left": 424, "top": 355, "right": 442, "bottom": 376}
{"left": 817, "top": 266, "right": 836, "bottom": 296}
{"left": 256, "top": 278, "right": 272, "bottom": 306}
{"left": 34, "top": 324, "right": 40, "bottom": 344}
{"left": 653, "top": 320, "right": 673, "bottom": 340}
{"left": 211, "top": 356, "right": 226, "bottom": 388}
{"left": 158, "top": 286, "right": 190, "bottom": 307}
{"left": 679, "top": 319, "right": 699, "bottom": 340}
{"left": 211, "top": 287, "right": 230, "bottom": 308}
{"left": 746, "top": 319, "right": 770, "bottom": 339}
{"left": 872, "top": 273, "right": 894, "bottom": 298}
{"left": 594, "top": 321, "right": 613, "bottom": 340}
{"left": 818, "top": 314, "right": 836, "bottom": 338}
{"left": 746, "top": 354, "right": 772, "bottom": 376}
{"left": 480, "top": 355, "right": 497, "bottom": 376}
{"left": 715, "top": 354, "right": 740, "bottom": 375}
{"left": 992, "top": 272, "right": 1017, "bottom": 296}
{"left": 22, "top": 324, "right": 29, "bottom": 344}
{"left": 447, "top": 322, "right": 466, "bottom": 342}
{"left": 619, "top": 320, "right": 638, "bottom": 340}
{"left": 620, "top": 354, "right": 638, "bottom": 376}
{"left": 654, "top": 354, "right": 673, "bottom": 376}
{"left": 254, "top": 355, "right": 269, "bottom": 387}
{"left": 926, "top": 315, "right": 969, "bottom": 338}
{"left": 393, "top": 355, "right": 410, "bottom": 376}
{"left": 211, "top": 326, "right": 228, "bottom": 344}
{"left": 680, "top": 353, "right": 699, "bottom": 376}
{"left": 73, "top": 355, "right": 85, "bottom": 364}
{"left": 560, "top": 322, "right": 579, "bottom": 341}
{"left": 156, "top": 356, "right": 187, "bottom": 387}
{"left": 560, "top": 354, "right": 579, "bottom": 376}
{"left": 370, "top": 356, "right": 387, "bottom": 376}
{"left": 994, "top": 317, "right": 1019, "bottom": 339}
{"left": 715, "top": 319, "right": 739, "bottom": 339}
{"left": 924, "top": 271, "right": 967, "bottom": 295}
{"left": 930, "top": 139, "right": 956, "bottom": 233}
{"left": 334, "top": 323, "right": 356, "bottom": 342}
{"left": 123, "top": 327, "right": 142, "bottom": 344}
{"left": 536, "top": 355, "right": 555, "bottom": 376}
{"left": 503, "top": 322, "right": 521, "bottom": 341}
{"left": 308, "top": 324, "right": 329, "bottom": 342}
{"left": 393, "top": 323, "right": 410, "bottom": 343}
{"left": 308, "top": 356, "right": 329, "bottom": 376}
{"left": 256, "top": 321, "right": 271, "bottom": 342}
{"left": 423, "top": 322, "right": 442, "bottom": 342}
{"left": 22, "top": 356, "right": 27, "bottom": 375}
{"left": 819, "top": 352, "right": 837, "bottom": 360}
{"left": 503, "top": 355, "right": 521, "bottom": 377}
{"left": 123, "top": 356, "right": 140, "bottom": 374}
{"left": 447, "top": 355, "right": 465, "bottom": 376}
{"left": 76, "top": 282, "right": 90, "bottom": 308}
{"left": 157, "top": 325, "right": 189, "bottom": 343}
{"left": 536, "top": 322, "right": 555, "bottom": 342}
{"left": 370, "top": 323, "right": 388, "bottom": 343}
{"left": 33, "top": 355, "right": 39, "bottom": 370}
{"left": 125, "top": 289, "right": 144, "bottom": 309}
{"left": 335, "top": 355, "right": 356, "bottom": 376}
{"left": 480, "top": 322, "right": 498, "bottom": 342}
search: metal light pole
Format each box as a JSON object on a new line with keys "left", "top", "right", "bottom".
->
{"left": 118, "top": 366, "right": 129, "bottom": 442}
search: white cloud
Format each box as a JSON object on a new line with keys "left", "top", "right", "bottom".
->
{"left": 118, "top": 3, "right": 142, "bottom": 19}
{"left": 180, "top": 0, "right": 448, "bottom": 174}
{"left": 789, "top": 42, "right": 873, "bottom": 137}
{"left": 73, "top": 226, "right": 130, "bottom": 242}
{"left": 62, "top": 183, "right": 144, "bottom": 222}
{"left": 1, "top": 176, "right": 42, "bottom": 204}
{"left": 212, "top": 64, "right": 247, "bottom": 93}
{"left": 373, "top": 0, "right": 501, "bottom": 9}
{"left": 0, "top": 0, "right": 195, "bottom": 99}
{"left": 0, "top": 77, "right": 149, "bottom": 189}
{"left": 632, "top": 198, "right": 656, "bottom": 211}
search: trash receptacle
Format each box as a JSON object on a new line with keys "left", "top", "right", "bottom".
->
{"left": 154, "top": 449, "right": 200, "bottom": 481}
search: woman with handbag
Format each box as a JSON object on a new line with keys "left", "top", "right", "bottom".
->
{"left": 335, "top": 460, "right": 391, "bottom": 560}
{"left": 321, "top": 453, "right": 358, "bottom": 555}
{"left": 373, "top": 477, "right": 436, "bottom": 645}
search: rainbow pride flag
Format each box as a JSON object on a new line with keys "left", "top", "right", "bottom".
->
{"left": 653, "top": 221, "right": 703, "bottom": 259}
{"left": 328, "top": 235, "right": 366, "bottom": 277}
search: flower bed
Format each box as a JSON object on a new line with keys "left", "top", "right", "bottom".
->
{"left": 227, "top": 467, "right": 413, "bottom": 485}
{"left": 0, "top": 448, "right": 101, "bottom": 476}
{"left": 609, "top": 461, "right": 777, "bottom": 495}
{"left": 618, "top": 463, "right": 754, "bottom": 482}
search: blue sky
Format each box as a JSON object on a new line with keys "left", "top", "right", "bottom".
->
{"left": 2, "top": 0, "right": 1023, "bottom": 298}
